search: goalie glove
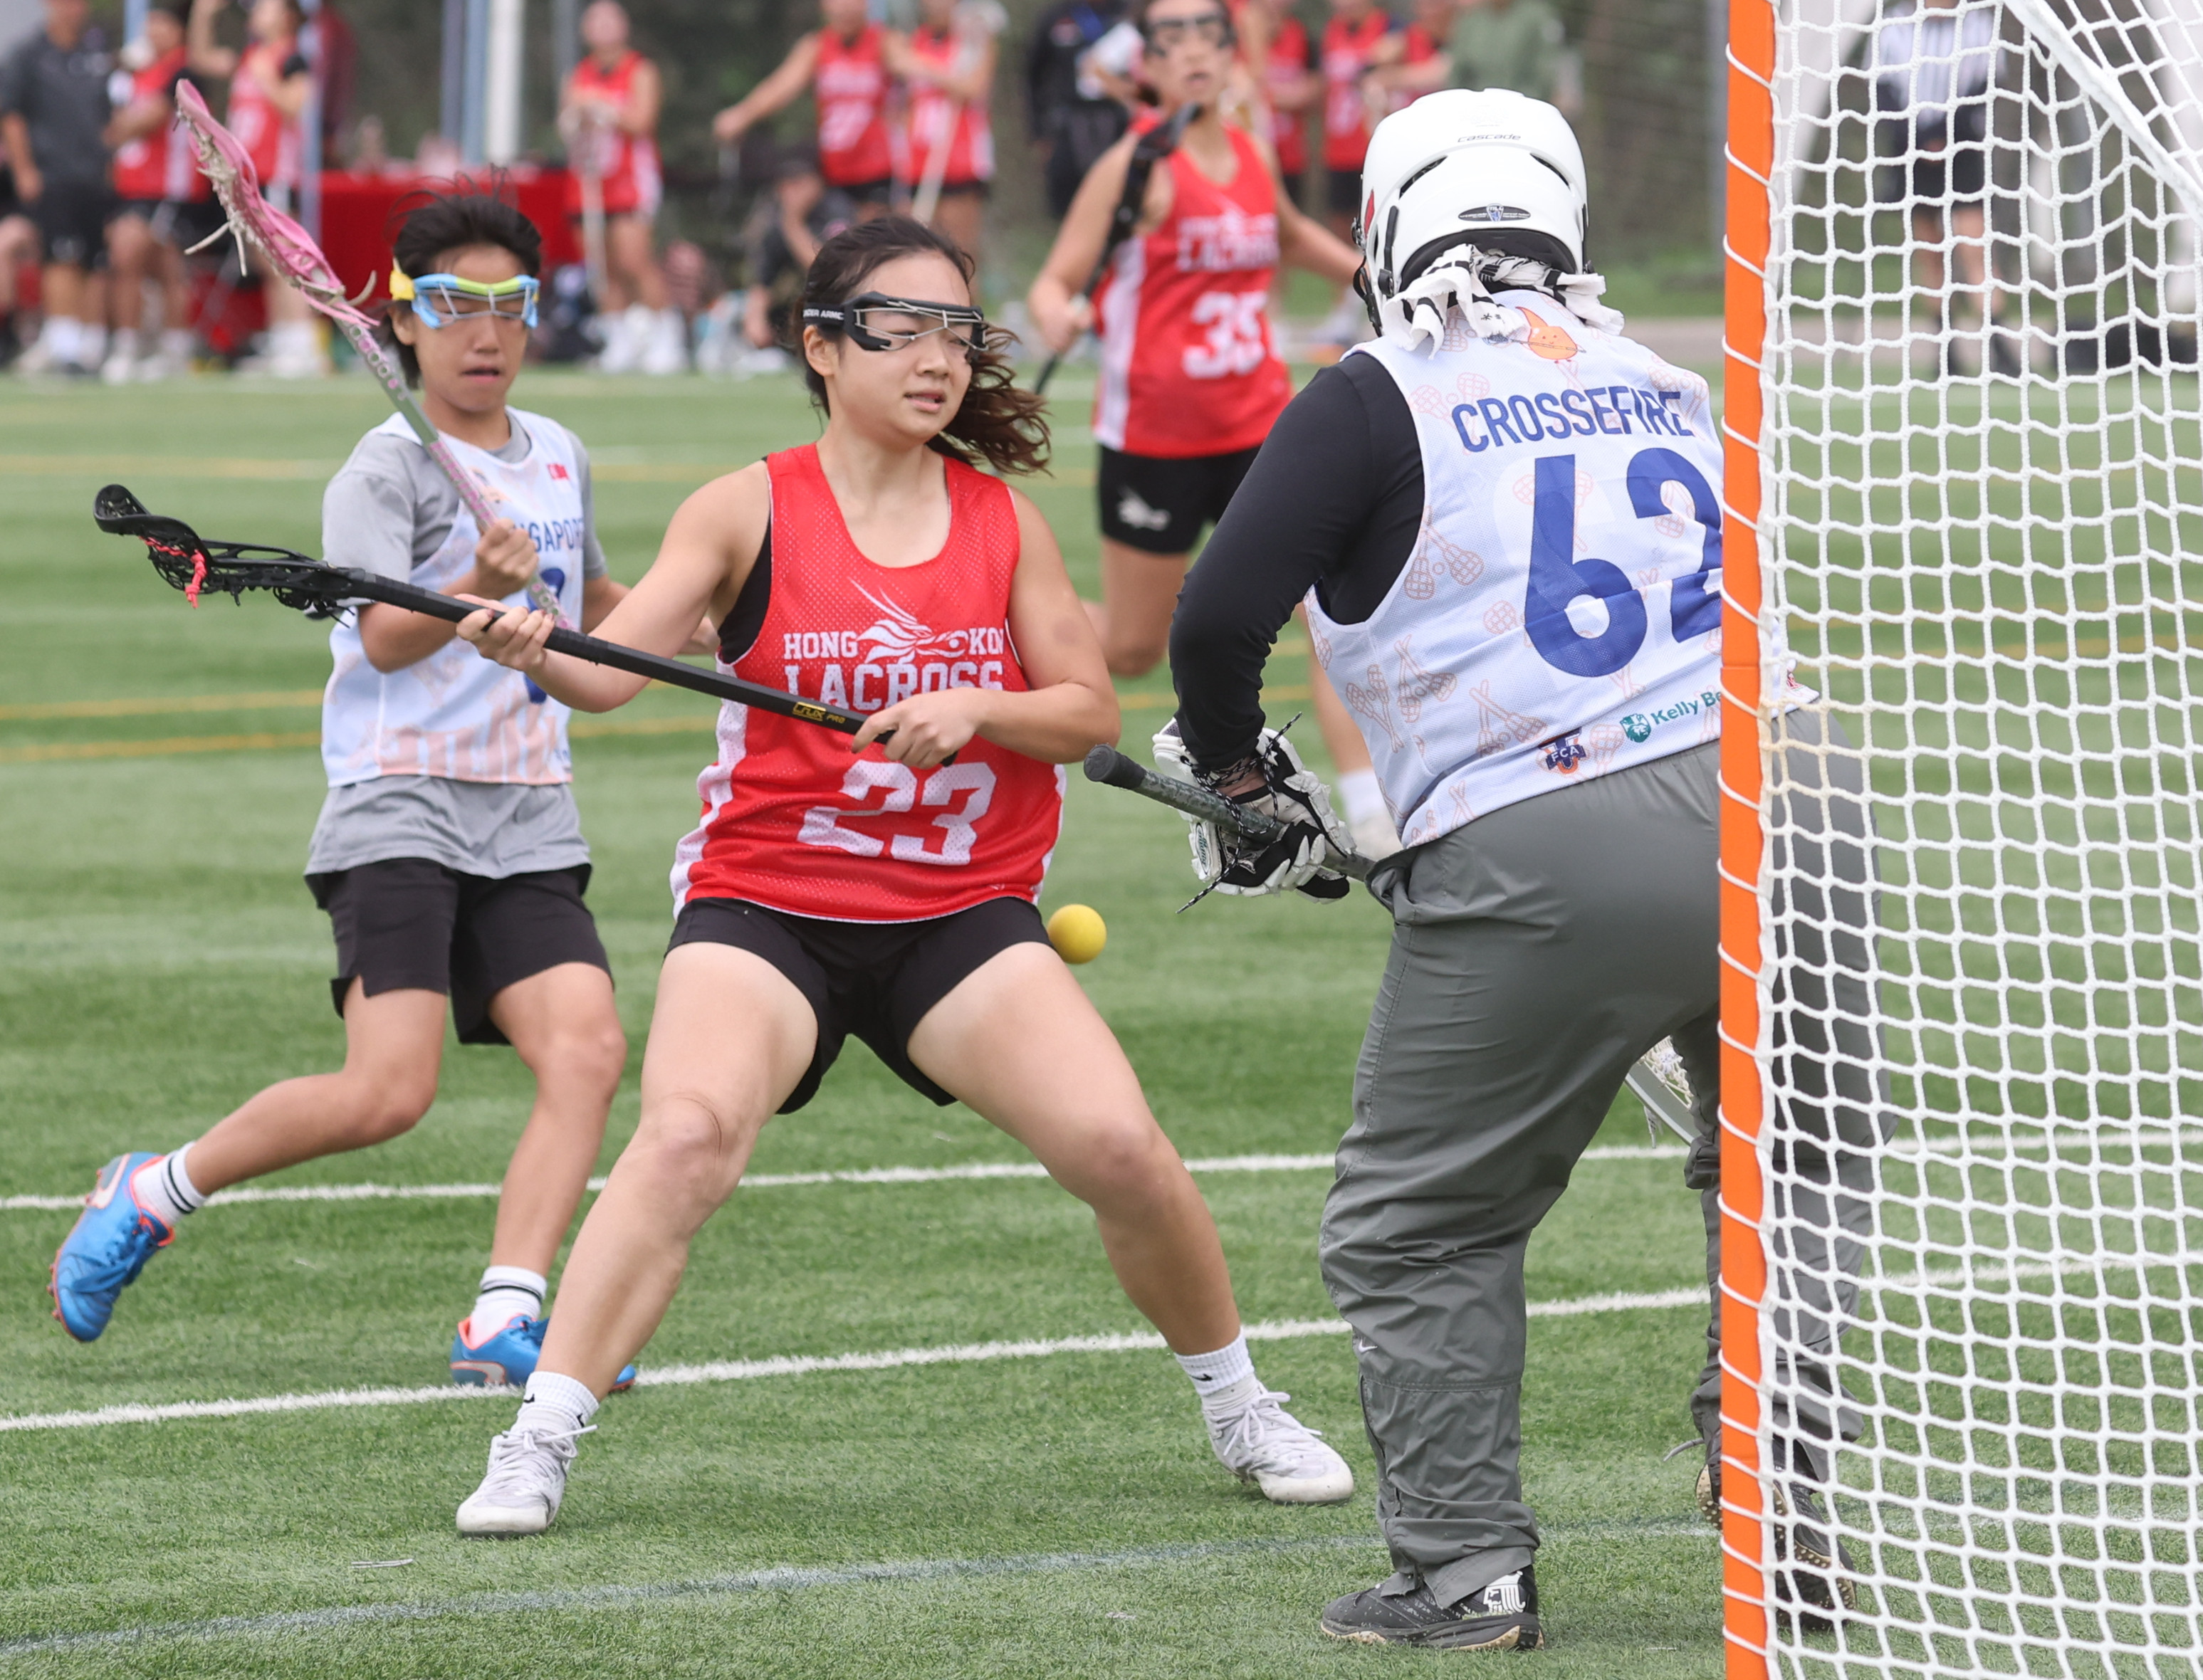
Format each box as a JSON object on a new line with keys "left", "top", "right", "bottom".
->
{"left": 1152, "top": 721, "right": 1354, "bottom": 900}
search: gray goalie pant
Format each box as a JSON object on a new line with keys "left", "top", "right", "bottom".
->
{"left": 1319, "top": 713, "right": 1878, "bottom": 1609}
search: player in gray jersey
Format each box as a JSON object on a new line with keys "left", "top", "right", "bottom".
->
{"left": 1162, "top": 90, "right": 1883, "bottom": 1649}
{"left": 49, "top": 189, "right": 639, "bottom": 1398}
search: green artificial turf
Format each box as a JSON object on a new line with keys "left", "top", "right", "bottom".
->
{"left": 0, "top": 369, "right": 1722, "bottom": 1676}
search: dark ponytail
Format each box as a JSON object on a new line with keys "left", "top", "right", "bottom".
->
{"left": 799, "top": 217, "right": 1051, "bottom": 478}
{"left": 373, "top": 177, "right": 545, "bottom": 387}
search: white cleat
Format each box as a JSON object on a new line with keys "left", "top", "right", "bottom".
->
{"left": 455, "top": 1422, "right": 590, "bottom": 1536}
{"left": 1208, "top": 1385, "right": 1356, "bottom": 1504}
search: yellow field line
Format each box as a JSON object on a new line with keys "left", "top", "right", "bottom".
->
{"left": 0, "top": 689, "right": 324, "bottom": 721}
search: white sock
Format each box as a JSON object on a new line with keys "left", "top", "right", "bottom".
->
{"left": 45, "top": 316, "right": 80, "bottom": 362}
{"left": 468, "top": 1265, "right": 547, "bottom": 1342}
{"left": 516, "top": 1369, "right": 600, "bottom": 1432}
{"left": 159, "top": 328, "right": 193, "bottom": 359}
{"left": 130, "top": 1144, "right": 207, "bottom": 1228}
{"left": 1337, "top": 769, "right": 1386, "bottom": 827}
{"left": 1178, "top": 1333, "right": 1259, "bottom": 1414}
{"left": 77, "top": 323, "right": 107, "bottom": 365}
{"left": 105, "top": 326, "right": 140, "bottom": 363}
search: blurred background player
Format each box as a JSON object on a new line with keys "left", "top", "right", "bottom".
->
{"left": 102, "top": 0, "right": 210, "bottom": 383}
{"left": 1, "top": 0, "right": 112, "bottom": 377}
{"left": 449, "top": 217, "right": 1353, "bottom": 1536}
{"left": 1024, "top": 0, "right": 1128, "bottom": 220}
{"left": 1166, "top": 89, "right": 1877, "bottom": 1646}
{"left": 1239, "top": 0, "right": 1316, "bottom": 211}
{"left": 1871, "top": 0, "right": 2009, "bottom": 374}
{"left": 713, "top": 0, "right": 899, "bottom": 224}
{"left": 1361, "top": 0, "right": 1453, "bottom": 115}
{"left": 188, "top": 0, "right": 322, "bottom": 377}
{"left": 736, "top": 140, "right": 850, "bottom": 370}
{"left": 0, "top": 155, "right": 33, "bottom": 362}
{"left": 559, "top": 0, "right": 681, "bottom": 375}
{"left": 1368, "top": 0, "right": 1570, "bottom": 107}
{"left": 1310, "top": 0, "right": 1395, "bottom": 347}
{"left": 889, "top": 0, "right": 998, "bottom": 266}
{"left": 1027, "top": 0, "right": 1394, "bottom": 857}
{"left": 48, "top": 191, "right": 636, "bottom": 1396}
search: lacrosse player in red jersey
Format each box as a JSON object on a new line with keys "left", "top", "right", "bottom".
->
{"left": 51, "top": 190, "right": 639, "bottom": 1397}
{"left": 447, "top": 216, "right": 1352, "bottom": 1537}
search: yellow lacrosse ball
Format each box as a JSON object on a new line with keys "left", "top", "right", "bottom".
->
{"left": 1047, "top": 904, "right": 1108, "bottom": 965}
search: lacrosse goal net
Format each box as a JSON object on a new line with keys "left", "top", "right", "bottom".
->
{"left": 1720, "top": 0, "right": 2203, "bottom": 1675}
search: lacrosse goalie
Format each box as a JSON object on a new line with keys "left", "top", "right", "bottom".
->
{"left": 1158, "top": 88, "right": 1882, "bottom": 1649}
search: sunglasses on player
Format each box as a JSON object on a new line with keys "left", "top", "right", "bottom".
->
{"left": 802, "top": 293, "right": 988, "bottom": 355}
{"left": 1142, "top": 10, "right": 1232, "bottom": 51}
{"left": 390, "top": 269, "right": 541, "bottom": 330}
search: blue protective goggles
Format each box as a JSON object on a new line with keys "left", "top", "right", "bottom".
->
{"left": 390, "top": 269, "right": 540, "bottom": 330}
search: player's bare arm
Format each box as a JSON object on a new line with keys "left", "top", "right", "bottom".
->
{"left": 1252, "top": 130, "right": 1360, "bottom": 283}
{"left": 1027, "top": 132, "right": 1172, "bottom": 350}
{"left": 463, "top": 463, "right": 765, "bottom": 709}
{"left": 711, "top": 33, "right": 821, "bottom": 143}
{"left": 854, "top": 488, "right": 1120, "bottom": 768}
{"left": 186, "top": 0, "right": 240, "bottom": 78}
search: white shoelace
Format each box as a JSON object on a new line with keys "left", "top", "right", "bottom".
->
{"left": 475, "top": 1422, "right": 593, "bottom": 1505}
{"left": 1207, "top": 1387, "right": 1339, "bottom": 1478}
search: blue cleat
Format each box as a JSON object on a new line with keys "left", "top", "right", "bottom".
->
{"left": 450, "top": 1316, "right": 635, "bottom": 1393}
{"left": 50, "top": 1152, "right": 175, "bottom": 1342}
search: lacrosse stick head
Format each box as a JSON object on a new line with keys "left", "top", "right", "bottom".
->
{"left": 172, "top": 82, "right": 376, "bottom": 330}
{"left": 96, "top": 484, "right": 351, "bottom": 619}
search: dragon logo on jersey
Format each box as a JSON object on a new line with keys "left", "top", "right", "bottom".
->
{"left": 852, "top": 582, "right": 1003, "bottom": 662}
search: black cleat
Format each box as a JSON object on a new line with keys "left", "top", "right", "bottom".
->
{"left": 1695, "top": 1436, "right": 1857, "bottom": 1632}
{"left": 1320, "top": 1565, "right": 1544, "bottom": 1650}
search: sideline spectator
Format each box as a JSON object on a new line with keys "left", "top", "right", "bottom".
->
{"left": 103, "top": 0, "right": 211, "bottom": 382}
{"left": 1365, "top": 0, "right": 1564, "bottom": 107}
{"left": 189, "top": 0, "right": 323, "bottom": 377}
{"left": 1025, "top": 0, "right": 1128, "bottom": 219}
{"left": 0, "top": 0, "right": 112, "bottom": 376}
{"left": 713, "top": 0, "right": 900, "bottom": 222}
{"left": 0, "top": 157, "right": 36, "bottom": 362}
{"left": 1312, "top": 0, "right": 1396, "bottom": 345}
{"left": 738, "top": 142, "right": 850, "bottom": 367}
{"left": 560, "top": 0, "right": 682, "bottom": 374}
{"left": 889, "top": 0, "right": 999, "bottom": 265}
{"left": 1871, "top": 0, "right": 2009, "bottom": 373}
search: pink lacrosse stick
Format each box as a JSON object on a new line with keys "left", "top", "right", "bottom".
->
{"left": 174, "top": 82, "right": 565, "bottom": 621}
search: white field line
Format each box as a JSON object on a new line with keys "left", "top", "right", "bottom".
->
{"left": 0, "top": 1144, "right": 1685, "bottom": 1214}
{"left": 0, "top": 1291, "right": 1705, "bottom": 1436}
{"left": 0, "top": 1523, "right": 1715, "bottom": 1658}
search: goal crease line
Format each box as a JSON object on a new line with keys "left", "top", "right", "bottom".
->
{"left": 0, "top": 1145, "right": 1688, "bottom": 1212}
{"left": 0, "top": 1522, "right": 1717, "bottom": 1658}
{"left": 0, "top": 1291, "right": 1707, "bottom": 1435}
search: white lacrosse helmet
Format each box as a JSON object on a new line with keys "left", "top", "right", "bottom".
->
{"left": 1356, "top": 88, "right": 1590, "bottom": 306}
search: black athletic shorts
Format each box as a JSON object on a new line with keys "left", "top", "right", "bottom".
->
{"left": 30, "top": 178, "right": 111, "bottom": 268}
{"left": 113, "top": 196, "right": 226, "bottom": 248}
{"left": 933, "top": 179, "right": 990, "bottom": 200}
{"left": 838, "top": 177, "right": 897, "bottom": 209}
{"left": 1097, "top": 443, "right": 1261, "bottom": 555}
{"left": 1326, "top": 166, "right": 1364, "bottom": 219}
{"left": 306, "top": 858, "right": 610, "bottom": 1046}
{"left": 1875, "top": 145, "right": 1987, "bottom": 206}
{"left": 667, "top": 896, "right": 1048, "bottom": 1112}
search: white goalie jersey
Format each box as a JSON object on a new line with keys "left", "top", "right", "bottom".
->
{"left": 1307, "top": 291, "right": 1726, "bottom": 850}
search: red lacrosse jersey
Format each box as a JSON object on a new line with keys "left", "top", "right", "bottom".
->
{"left": 904, "top": 22, "right": 994, "bottom": 187}
{"left": 1093, "top": 117, "right": 1290, "bottom": 458}
{"left": 111, "top": 46, "right": 208, "bottom": 202}
{"left": 1392, "top": 21, "right": 1438, "bottom": 111}
{"left": 229, "top": 39, "right": 303, "bottom": 190}
{"left": 562, "top": 51, "right": 664, "bottom": 217}
{"left": 1321, "top": 10, "right": 1394, "bottom": 171}
{"left": 815, "top": 24, "right": 896, "bottom": 187}
{"left": 671, "top": 446, "right": 1064, "bottom": 921}
{"left": 1263, "top": 14, "right": 1314, "bottom": 177}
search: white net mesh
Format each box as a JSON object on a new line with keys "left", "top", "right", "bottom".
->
{"left": 1752, "top": 0, "right": 2203, "bottom": 1673}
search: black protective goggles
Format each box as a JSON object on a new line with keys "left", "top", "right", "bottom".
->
{"left": 1142, "top": 10, "right": 1233, "bottom": 51}
{"left": 802, "top": 293, "right": 988, "bottom": 355}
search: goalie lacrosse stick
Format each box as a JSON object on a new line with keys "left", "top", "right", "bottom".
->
{"left": 172, "top": 81, "right": 564, "bottom": 621}
{"left": 1082, "top": 742, "right": 1374, "bottom": 882}
{"left": 95, "top": 485, "right": 879, "bottom": 737}
{"left": 1032, "top": 100, "right": 1199, "bottom": 395}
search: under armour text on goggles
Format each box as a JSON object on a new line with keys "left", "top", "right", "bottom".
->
{"left": 802, "top": 293, "right": 988, "bottom": 355}
{"left": 391, "top": 269, "right": 541, "bottom": 330}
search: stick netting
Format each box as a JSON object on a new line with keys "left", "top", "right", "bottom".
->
{"left": 1754, "top": 0, "right": 2203, "bottom": 1674}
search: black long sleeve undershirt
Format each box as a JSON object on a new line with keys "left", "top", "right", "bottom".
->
{"left": 1168, "top": 353, "right": 1423, "bottom": 770}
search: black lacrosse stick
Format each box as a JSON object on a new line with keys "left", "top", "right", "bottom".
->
{"left": 93, "top": 484, "right": 879, "bottom": 737}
